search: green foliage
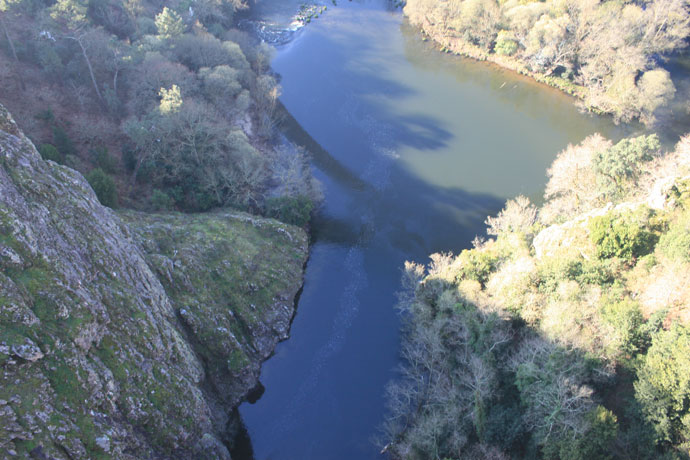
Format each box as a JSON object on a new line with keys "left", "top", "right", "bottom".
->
{"left": 589, "top": 210, "right": 657, "bottom": 261}
{"left": 385, "top": 131, "right": 690, "bottom": 459}
{"left": 172, "top": 34, "right": 250, "bottom": 72}
{"left": 594, "top": 135, "right": 660, "bottom": 197}
{"left": 494, "top": 30, "right": 518, "bottom": 56}
{"left": 87, "top": 0, "right": 135, "bottom": 38}
{"left": 158, "top": 85, "right": 183, "bottom": 114}
{"left": 86, "top": 168, "right": 118, "bottom": 208}
{"left": 199, "top": 65, "right": 243, "bottom": 107}
{"left": 52, "top": 124, "right": 76, "bottom": 158}
{"left": 635, "top": 323, "right": 690, "bottom": 446}
{"left": 38, "top": 143, "right": 63, "bottom": 163}
{"left": 36, "top": 42, "right": 64, "bottom": 77}
{"left": 403, "top": 0, "right": 688, "bottom": 123}
{"left": 265, "top": 195, "right": 314, "bottom": 227}
{"left": 0, "top": 0, "right": 298, "bottom": 215}
{"left": 669, "top": 179, "right": 690, "bottom": 209}
{"left": 538, "top": 255, "right": 620, "bottom": 293}
{"left": 513, "top": 344, "right": 595, "bottom": 446}
{"left": 90, "top": 145, "right": 117, "bottom": 173}
{"left": 122, "top": 144, "right": 137, "bottom": 172}
{"left": 155, "top": 7, "right": 185, "bottom": 39}
{"left": 455, "top": 248, "right": 498, "bottom": 286}
{"left": 657, "top": 211, "right": 690, "bottom": 263}
{"left": 545, "top": 406, "right": 618, "bottom": 460}
{"left": 150, "top": 189, "right": 174, "bottom": 211}
{"left": 600, "top": 298, "right": 646, "bottom": 357}
{"left": 49, "top": 0, "right": 87, "bottom": 30}
{"left": 483, "top": 399, "right": 526, "bottom": 451}
{"left": 125, "top": 105, "right": 267, "bottom": 212}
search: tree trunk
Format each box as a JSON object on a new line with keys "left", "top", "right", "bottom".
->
{"left": 0, "top": 16, "right": 19, "bottom": 62}
{"left": 1, "top": 16, "right": 25, "bottom": 91}
{"left": 74, "top": 36, "right": 104, "bottom": 103}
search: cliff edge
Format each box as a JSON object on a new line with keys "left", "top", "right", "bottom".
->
{"left": 0, "top": 104, "right": 308, "bottom": 459}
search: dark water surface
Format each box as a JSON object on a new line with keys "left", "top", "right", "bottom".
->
{"left": 236, "top": 2, "right": 637, "bottom": 459}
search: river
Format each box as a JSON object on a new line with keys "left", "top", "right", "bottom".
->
{"left": 235, "top": 1, "right": 644, "bottom": 459}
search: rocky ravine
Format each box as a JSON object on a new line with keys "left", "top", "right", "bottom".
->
{"left": 0, "top": 104, "right": 309, "bottom": 459}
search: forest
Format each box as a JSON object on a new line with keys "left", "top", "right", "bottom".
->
{"left": 382, "top": 133, "right": 690, "bottom": 459}
{"left": 0, "top": 0, "right": 318, "bottom": 225}
{"left": 3, "top": 0, "right": 690, "bottom": 458}
{"left": 403, "top": 0, "right": 690, "bottom": 124}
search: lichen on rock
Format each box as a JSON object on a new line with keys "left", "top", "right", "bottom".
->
{"left": 0, "top": 104, "right": 309, "bottom": 459}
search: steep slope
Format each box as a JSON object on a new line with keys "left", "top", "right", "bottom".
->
{"left": 0, "top": 104, "right": 308, "bottom": 459}
{"left": 382, "top": 134, "right": 690, "bottom": 459}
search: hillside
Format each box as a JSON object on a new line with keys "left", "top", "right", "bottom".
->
{"left": 0, "top": 0, "right": 318, "bottom": 218}
{"left": 0, "top": 104, "right": 308, "bottom": 459}
{"left": 402, "top": 0, "right": 690, "bottom": 125}
{"left": 383, "top": 132, "right": 690, "bottom": 459}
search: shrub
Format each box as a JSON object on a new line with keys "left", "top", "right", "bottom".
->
{"left": 150, "top": 189, "right": 174, "bottom": 211}
{"left": 39, "top": 143, "right": 63, "bottom": 163}
{"left": 545, "top": 406, "right": 618, "bottom": 460}
{"left": 494, "top": 30, "right": 518, "bottom": 56}
{"left": 600, "top": 298, "right": 646, "bottom": 357}
{"left": 669, "top": 179, "right": 690, "bottom": 209}
{"left": 588, "top": 210, "right": 656, "bottom": 261}
{"left": 88, "top": 0, "right": 135, "bottom": 38}
{"left": 657, "top": 212, "right": 690, "bottom": 263}
{"left": 455, "top": 248, "right": 498, "bottom": 286}
{"left": 90, "top": 145, "right": 117, "bottom": 173}
{"left": 576, "top": 258, "right": 619, "bottom": 286}
{"left": 155, "top": 7, "right": 185, "bottom": 39}
{"left": 172, "top": 34, "right": 249, "bottom": 71}
{"left": 483, "top": 401, "right": 526, "bottom": 451}
{"left": 86, "top": 168, "right": 118, "bottom": 208}
{"left": 36, "top": 43, "right": 64, "bottom": 77}
{"left": 634, "top": 323, "right": 690, "bottom": 446}
{"left": 594, "top": 135, "right": 660, "bottom": 198}
{"left": 537, "top": 256, "right": 583, "bottom": 293}
{"left": 52, "top": 124, "right": 76, "bottom": 157}
{"left": 513, "top": 342, "right": 595, "bottom": 448}
{"left": 199, "top": 65, "right": 243, "bottom": 107}
{"left": 137, "top": 17, "right": 158, "bottom": 35}
{"left": 121, "top": 144, "right": 137, "bottom": 172}
{"left": 265, "top": 195, "right": 313, "bottom": 227}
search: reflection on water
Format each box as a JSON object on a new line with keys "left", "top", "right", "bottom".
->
{"left": 236, "top": 1, "right": 643, "bottom": 460}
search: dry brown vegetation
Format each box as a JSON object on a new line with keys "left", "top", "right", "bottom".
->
{"left": 384, "top": 133, "right": 690, "bottom": 459}
{"left": 0, "top": 0, "right": 318, "bottom": 223}
{"left": 403, "top": 0, "right": 690, "bottom": 124}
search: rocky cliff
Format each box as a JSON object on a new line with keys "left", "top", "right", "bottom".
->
{"left": 0, "top": 104, "right": 309, "bottom": 459}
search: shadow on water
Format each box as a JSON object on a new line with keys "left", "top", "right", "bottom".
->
{"left": 232, "top": 2, "right": 651, "bottom": 459}
{"left": 234, "top": 30, "right": 507, "bottom": 460}
{"left": 276, "top": 98, "right": 500, "bottom": 250}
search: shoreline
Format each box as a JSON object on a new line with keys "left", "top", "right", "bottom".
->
{"left": 407, "top": 16, "right": 608, "bottom": 116}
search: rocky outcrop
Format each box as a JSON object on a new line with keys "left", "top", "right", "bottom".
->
{"left": 0, "top": 104, "right": 308, "bottom": 459}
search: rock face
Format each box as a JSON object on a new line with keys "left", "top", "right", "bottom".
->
{"left": 0, "top": 104, "right": 309, "bottom": 459}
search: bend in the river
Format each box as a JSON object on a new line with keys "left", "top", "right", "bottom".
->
{"left": 234, "top": 2, "right": 657, "bottom": 459}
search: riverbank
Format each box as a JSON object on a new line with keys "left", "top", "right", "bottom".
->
{"left": 409, "top": 16, "right": 591, "bottom": 109}
{"left": 401, "top": 0, "right": 689, "bottom": 125}
{"left": 383, "top": 131, "right": 690, "bottom": 459}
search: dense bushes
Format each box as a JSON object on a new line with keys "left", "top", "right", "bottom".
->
{"left": 38, "top": 143, "right": 62, "bottom": 163}
{"left": 86, "top": 168, "right": 118, "bottom": 208}
{"left": 385, "top": 134, "right": 690, "bottom": 459}
{"left": 265, "top": 195, "right": 314, "bottom": 227}
{"left": 635, "top": 324, "right": 690, "bottom": 448}
{"left": 403, "top": 0, "right": 689, "bottom": 123}
{"left": 658, "top": 211, "right": 690, "bottom": 263}
{"left": 588, "top": 210, "right": 657, "bottom": 262}
{"left": 0, "top": 0, "right": 316, "bottom": 226}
